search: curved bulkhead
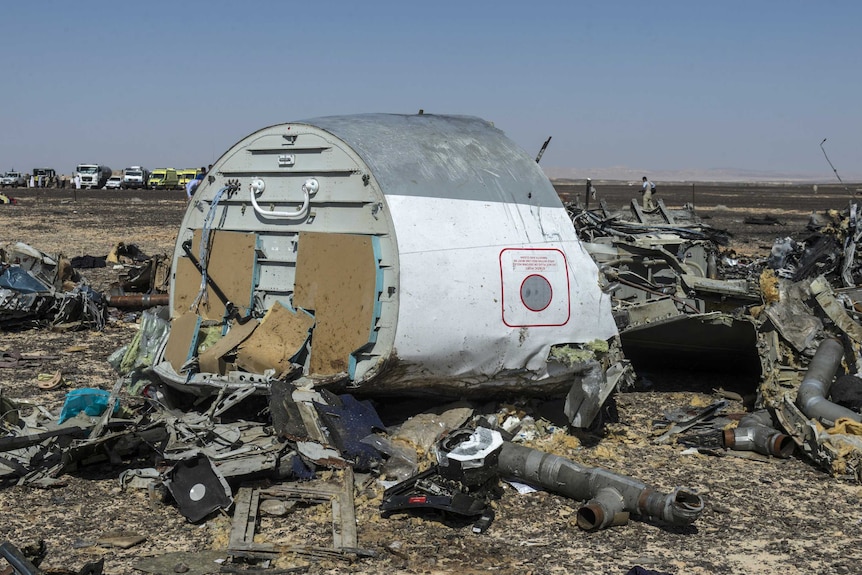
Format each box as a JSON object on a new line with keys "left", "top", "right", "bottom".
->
{"left": 157, "top": 113, "right": 617, "bottom": 396}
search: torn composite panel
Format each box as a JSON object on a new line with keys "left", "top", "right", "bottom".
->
{"left": 164, "top": 229, "right": 379, "bottom": 385}
{"left": 172, "top": 229, "right": 256, "bottom": 321}
{"left": 293, "top": 231, "right": 380, "bottom": 378}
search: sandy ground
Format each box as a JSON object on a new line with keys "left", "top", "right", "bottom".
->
{"left": 1, "top": 184, "right": 861, "bottom": 575}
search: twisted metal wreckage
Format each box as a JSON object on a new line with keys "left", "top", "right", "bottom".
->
{"left": 2, "top": 113, "right": 862, "bottom": 567}
{"left": 0, "top": 242, "right": 105, "bottom": 331}
{"left": 566, "top": 191, "right": 862, "bottom": 477}
{"left": 0, "top": 241, "right": 170, "bottom": 331}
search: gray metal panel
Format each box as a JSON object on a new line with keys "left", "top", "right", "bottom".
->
{"left": 298, "top": 114, "right": 560, "bottom": 208}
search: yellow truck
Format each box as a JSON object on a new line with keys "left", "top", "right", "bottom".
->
{"left": 148, "top": 168, "right": 180, "bottom": 190}
{"left": 177, "top": 168, "right": 200, "bottom": 190}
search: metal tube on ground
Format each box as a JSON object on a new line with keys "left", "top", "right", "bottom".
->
{"left": 497, "top": 442, "right": 703, "bottom": 531}
{"left": 723, "top": 410, "right": 794, "bottom": 458}
{"left": 796, "top": 338, "right": 862, "bottom": 425}
{"left": 0, "top": 540, "right": 40, "bottom": 575}
{"left": 105, "top": 293, "right": 170, "bottom": 309}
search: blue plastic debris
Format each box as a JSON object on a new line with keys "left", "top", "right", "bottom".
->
{"left": 0, "top": 266, "right": 51, "bottom": 293}
{"left": 58, "top": 388, "right": 119, "bottom": 424}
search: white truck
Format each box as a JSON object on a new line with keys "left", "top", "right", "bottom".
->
{"left": 122, "top": 166, "right": 149, "bottom": 189}
{"left": 0, "top": 171, "right": 25, "bottom": 188}
{"left": 74, "top": 164, "right": 112, "bottom": 189}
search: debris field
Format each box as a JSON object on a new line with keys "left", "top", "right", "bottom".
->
{"left": 1, "top": 181, "right": 862, "bottom": 575}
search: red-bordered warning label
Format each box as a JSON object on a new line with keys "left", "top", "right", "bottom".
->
{"left": 500, "top": 248, "right": 570, "bottom": 327}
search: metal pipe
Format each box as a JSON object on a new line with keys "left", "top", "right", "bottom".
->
{"left": 723, "top": 410, "right": 794, "bottom": 458}
{"left": 796, "top": 338, "right": 862, "bottom": 425}
{"left": 105, "top": 293, "right": 170, "bottom": 309}
{"left": 497, "top": 442, "right": 703, "bottom": 531}
{"left": 0, "top": 540, "right": 40, "bottom": 575}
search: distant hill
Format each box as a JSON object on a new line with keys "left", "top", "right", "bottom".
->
{"left": 540, "top": 166, "right": 857, "bottom": 184}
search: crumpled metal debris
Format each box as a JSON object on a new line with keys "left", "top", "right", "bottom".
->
{"left": 570, "top": 197, "right": 862, "bottom": 481}
{"left": 0, "top": 242, "right": 105, "bottom": 330}
{"left": 0, "top": 241, "right": 170, "bottom": 331}
{"left": 106, "top": 241, "right": 171, "bottom": 296}
{"left": 7, "top": 192, "right": 862, "bottom": 575}
{"left": 567, "top": 199, "right": 762, "bottom": 380}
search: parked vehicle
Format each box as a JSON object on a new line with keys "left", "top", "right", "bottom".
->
{"left": 122, "top": 166, "right": 149, "bottom": 189}
{"left": 32, "top": 168, "right": 56, "bottom": 187}
{"left": 177, "top": 168, "right": 199, "bottom": 190}
{"left": 148, "top": 168, "right": 179, "bottom": 190}
{"left": 0, "top": 171, "right": 25, "bottom": 188}
{"left": 75, "top": 164, "right": 112, "bottom": 189}
{"left": 105, "top": 176, "right": 124, "bottom": 190}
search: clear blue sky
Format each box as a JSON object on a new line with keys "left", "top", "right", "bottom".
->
{"left": 2, "top": 0, "right": 860, "bottom": 180}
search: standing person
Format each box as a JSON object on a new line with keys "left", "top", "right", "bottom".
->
{"left": 640, "top": 176, "right": 656, "bottom": 210}
{"left": 186, "top": 170, "right": 203, "bottom": 200}
{"left": 29, "top": 174, "right": 35, "bottom": 188}
{"left": 585, "top": 178, "right": 597, "bottom": 209}
{"left": 74, "top": 173, "right": 81, "bottom": 190}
